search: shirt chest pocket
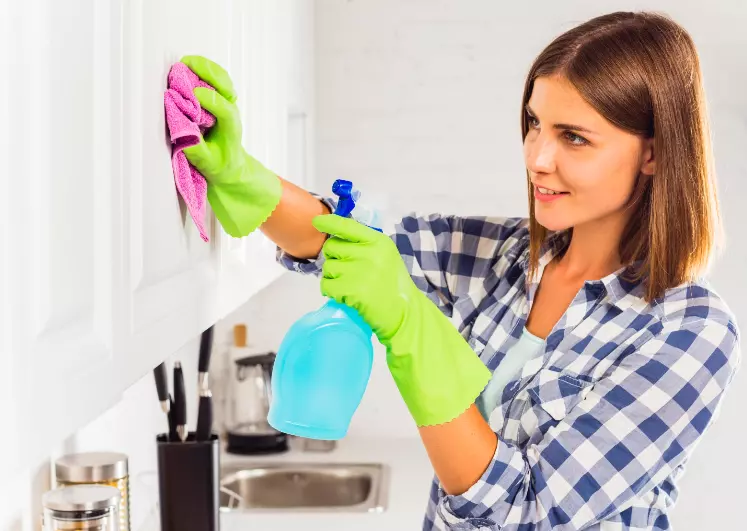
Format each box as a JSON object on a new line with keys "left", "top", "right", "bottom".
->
{"left": 522, "top": 369, "right": 594, "bottom": 437}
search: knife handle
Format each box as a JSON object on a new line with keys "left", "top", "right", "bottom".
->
{"left": 167, "top": 395, "right": 178, "bottom": 442}
{"left": 196, "top": 391, "right": 213, "bottom": 441}
{"left": 173, "top": 362, "right": 187, "bottom": 441}
{"left": 153, "top": 362, "right": 169, "bottom": 404}
{"left": 198, "top": 326, "right": 214, "bottom": 375}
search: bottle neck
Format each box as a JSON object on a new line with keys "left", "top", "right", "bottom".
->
{"left": 324, "top": 299, "right": 373, "bottom": 335}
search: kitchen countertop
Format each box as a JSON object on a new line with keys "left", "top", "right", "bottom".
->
{"left": 141, "top": 436, "right": 435, "bottom": 531}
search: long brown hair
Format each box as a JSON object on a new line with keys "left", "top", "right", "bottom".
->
{"left": 522, "top": 11, "right": 721, "bottom": 302}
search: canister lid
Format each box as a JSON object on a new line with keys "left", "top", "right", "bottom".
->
{"left": 43, "top": 484, "right": 121, "bottom": 512}
{"left": 55, "top": 452, "right": 129, "bottom": 482}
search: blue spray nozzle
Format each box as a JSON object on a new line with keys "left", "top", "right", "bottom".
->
{"left": 331, "top": 178, "right": 382, "bottom": 232}
{"left": 332, "top": 179, "right": 360, "bottom": 218}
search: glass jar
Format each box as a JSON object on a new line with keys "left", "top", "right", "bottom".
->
{"left": 55, "top": 452, "right": 130, "bottom": 531}
{"left": 42, "top": 484, "right": 120, "bottom": 531}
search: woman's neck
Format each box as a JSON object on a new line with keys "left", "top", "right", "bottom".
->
{"left": 553, "top": 215, "right": 627, "bottom": 282}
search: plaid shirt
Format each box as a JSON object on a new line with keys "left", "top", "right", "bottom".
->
{"left": 277, "top": 201, "right": 741, "bottom": 531}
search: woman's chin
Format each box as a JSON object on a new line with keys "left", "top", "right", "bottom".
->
{"left": 534, "top": 212, "right": 572, "bottom": 232}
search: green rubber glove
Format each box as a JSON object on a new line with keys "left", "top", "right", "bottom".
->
{"left": 312, "top": 214, "right": 491, "bottom": 427}
{"left": 180, "top": 55, "right": 282, "bottom": 238}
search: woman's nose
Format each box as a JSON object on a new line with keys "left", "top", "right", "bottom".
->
{"left": 524, "top": 133, "right": 557, "bottom": 175}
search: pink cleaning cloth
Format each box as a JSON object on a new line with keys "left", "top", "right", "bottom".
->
{"left": 164, "top": 62, "right": 217, "bottom": 242}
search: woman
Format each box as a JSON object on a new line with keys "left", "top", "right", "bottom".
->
{"left": 182, "top": 11, "right": 740, "bottom": 530}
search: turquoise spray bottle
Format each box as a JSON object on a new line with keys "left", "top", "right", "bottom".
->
{"left": 267, "top": 180, "right": 380, "bottom": 440}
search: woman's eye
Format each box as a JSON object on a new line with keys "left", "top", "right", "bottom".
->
{"left": 525, "top": 113, "right": 588, "bottom": 146}
{"left": 564, "top": 131, "right": 589, "bottom": 146}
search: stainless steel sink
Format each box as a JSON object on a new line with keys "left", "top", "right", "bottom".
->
{"left": 219, "top": 462, "right": 389, "bottom": 513}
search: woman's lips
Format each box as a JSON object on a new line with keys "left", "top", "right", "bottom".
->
{"left": 534, "top": 185, "right": 569, "bottom": 202}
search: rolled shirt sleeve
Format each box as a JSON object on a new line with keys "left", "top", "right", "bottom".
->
{"left": 275, "top": 193, "right": 335, "bottom": 275}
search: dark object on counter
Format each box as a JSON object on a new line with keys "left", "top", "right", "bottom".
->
{"left": 153, "top": 362, "right": 170, "bottom": 414}
{"left": 167, "top": 395, "right": 178, "bottom": 442}
{"left": 156, "top": 433, "right": 220, "bottom": 531}
{"left": 225, "top": 352, "right": 288, "bottom": 455}
{"left": 154, "top": 361, "right": 176, "bottom": 440}
{"left": 198, "top": 325, "right": 214, "bottom": 392}
{"left": 196, "top": 326, "right": 215, "bottom": 442}
{"left": 226, "top": 428, "right": 288, "bottom": 455}
{"left": 196, "top": 389, "right": 213, "bottom": 442}
{"left": 154, "top": 326, "right": 216, "bottom": 444}
{"left": 173, "top": 362, "right": 187, "bottom": 442}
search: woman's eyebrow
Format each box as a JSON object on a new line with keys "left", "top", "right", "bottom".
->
{"left": 525, "top": 104, "right": 596, "bottom": 134}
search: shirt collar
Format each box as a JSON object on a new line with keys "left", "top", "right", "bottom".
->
{"left": 519, "top": 230, "right": 646, "bottom": 310}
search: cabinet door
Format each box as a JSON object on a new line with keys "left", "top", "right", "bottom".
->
{"left": 0, "top": 0, "right": 16, "bottom": 482}
{"left": 2, "top": 0, "right": 313, "bottom": 479}
{"left": 217, "top": 0, "right": 314, "bottom": 316}
{"left": 219, "top": 0, "right": 284, "bottom": 315}
{"left": 6, "top": 0, "right": 123, "bottom": 466}
{"left": 119, "top": 0, "right": 235, "bottom": 384}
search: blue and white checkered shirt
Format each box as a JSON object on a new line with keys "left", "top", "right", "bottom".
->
{"left": 277, "top": 201, "right": 741, "bottom": 531}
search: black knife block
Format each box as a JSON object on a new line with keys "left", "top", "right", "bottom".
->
{"left": 156, "top": 433, "right": 220, "bottom": 531}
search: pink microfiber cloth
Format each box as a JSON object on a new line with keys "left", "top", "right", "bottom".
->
{"left": 164, "top": 62, "right": 216, "bottom": 242}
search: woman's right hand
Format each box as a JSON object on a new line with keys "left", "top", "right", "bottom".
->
{"left": 180, "top": 55, "right": 245, "bottom": 186}
{"left": 179, "top": 55, "right": 282, "bottom": 237}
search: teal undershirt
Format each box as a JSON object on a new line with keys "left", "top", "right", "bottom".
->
{"left": 477, "top": 327, "right": 546, "bottom": 422}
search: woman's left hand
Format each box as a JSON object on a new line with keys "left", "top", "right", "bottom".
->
{"left": 312, "top": 214, "right": 416, "bottom": 343}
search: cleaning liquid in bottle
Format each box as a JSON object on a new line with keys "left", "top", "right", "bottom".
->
{"left": 267, "top": 179, "right": 379, "bottom": 440}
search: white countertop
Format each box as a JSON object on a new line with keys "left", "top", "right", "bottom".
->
{"left": 141, "top": 436, "right": 435, "bottom": 531}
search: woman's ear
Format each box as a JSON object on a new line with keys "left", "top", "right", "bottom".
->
{"left": 640, "top": 138, "right": 655, "bottom": 176}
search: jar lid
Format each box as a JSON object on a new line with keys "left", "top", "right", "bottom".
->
{"left": 55, "top": 452, "right": 129, "bottom": 482}
{"left": 43, "top": 484, "right": 121, "bottom": 512}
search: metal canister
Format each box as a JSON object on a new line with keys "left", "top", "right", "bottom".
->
{"left": 42, "top": 484, "right": 120, "bottom": 531}
{"left": 55, "top": 452, "right": 130, "bottom": 531}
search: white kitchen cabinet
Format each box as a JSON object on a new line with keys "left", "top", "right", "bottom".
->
{"left": 118, "top": 0, "right": 230, "bottom": 388}
{"left": 4, "top": 0, "right": 313, "bottom": 480}
{"left": 7, "top": 0, "right": 125, "bottom": 474}
{"left": 217, "top": 0, "right": 298, "bottom": 317}
{"left": 0, "top": 0, "right": 16, "bottom": 484}
{"left": 216, "top": 0, "right": 315, "bottom": 317}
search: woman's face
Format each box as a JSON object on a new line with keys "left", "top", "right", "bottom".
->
{"left": 523, "top": 75, "right": 655, "bottom": 233}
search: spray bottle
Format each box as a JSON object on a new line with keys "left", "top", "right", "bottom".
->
{"left": 267, "top": 179, "right": 380, "bottom": 440}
